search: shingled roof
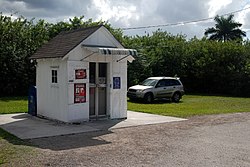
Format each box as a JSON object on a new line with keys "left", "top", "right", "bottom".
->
{"left": 31, "top": 25, "right": 103, "bottom": 59}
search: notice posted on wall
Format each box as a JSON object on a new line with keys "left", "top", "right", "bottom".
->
{"left": 74, "top": 83, "right": 86, "bottom": 103}
{"left": 113, "top": 77, "right": 121, "bottom": 89}
{"left": 75, "top": 69, "right": 86, "bottom": 79}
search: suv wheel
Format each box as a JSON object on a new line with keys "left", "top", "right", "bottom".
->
{"left": 144, "top": 93, "right": 153, "bottom": 103}
{"left": 172, "top": 92, "right": 181, "bottom": 103}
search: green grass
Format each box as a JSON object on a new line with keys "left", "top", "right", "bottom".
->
{"left": 128, "top": 95, "right": 250, "bottom": 118}
{"left": 0, "top": 96, "right": 28, "bottom": 114}
{"left": 0, "top": 129, "right": 23, "bottom": 164}
{"left": 0, "top": 128, "right": 35, "bottom": 165}
{"left": 1, "top": 95, "right": 249, "bottom": 118}
{"left": 0, "top": 96, "right": 33, "bottom": 165}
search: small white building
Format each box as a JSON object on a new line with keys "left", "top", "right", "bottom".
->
{"left": 31, "top": 25, "right": 136, "bottom": 123}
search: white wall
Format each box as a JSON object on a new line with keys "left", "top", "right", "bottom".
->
{"left": 82, "top": 27, "right": 123, "bottom": 48}
{"left": 67, "top": 60, "right": 89, "bottom": 122}
{"left": 36, "top": 58, "right": 68, "bottom": 122}
{"left": 109, "top": 59, "right": 128, "bottom": 119}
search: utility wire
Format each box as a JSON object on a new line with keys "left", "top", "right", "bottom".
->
{"left": 121, "top": 6, "right": 250, "bottom": 30}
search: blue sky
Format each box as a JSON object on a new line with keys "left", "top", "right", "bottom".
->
{"left": 1, "top": 0, "right": 250, "bottom": 39}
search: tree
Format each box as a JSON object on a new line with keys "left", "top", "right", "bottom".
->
{"left": 48, "top": 16, "right": 123, "bottom": 41}
{"left": 204, "top": 14, "right": 246, "bottom": 42}
{"left": 0, "top": 14, "right": 124, "bottom": 96}
{"left": 0, "top": 14, "right": 50, "bottom": 96}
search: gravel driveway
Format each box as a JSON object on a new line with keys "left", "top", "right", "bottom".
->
{"left": 8, "top": 112, "right": 250, "bottom": 167}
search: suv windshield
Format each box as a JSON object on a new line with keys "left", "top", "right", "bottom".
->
{"left": 141, "top": 79, "right": 158, "bottom": 86}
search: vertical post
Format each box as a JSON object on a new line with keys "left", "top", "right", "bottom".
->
{"left": 95, "top": 63, "right": 99, "bottom": 117}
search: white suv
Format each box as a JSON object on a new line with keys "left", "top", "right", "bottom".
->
{"left": 127, "top": 77, "right": 184, "bottom": 103}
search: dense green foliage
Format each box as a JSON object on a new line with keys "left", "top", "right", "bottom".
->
{"left": 123, "top": 31, "right": 250, "bottom": 96}
{"left": 0, "top": 15, "right": 49, "bottom": 96}
{"left": 0, "top": 14, "right": 249, "bottom": 97}
{"left": 0, "top": 14, "right": 122, "bottom": 96}
{"left": 204, "top": 14, "right": 246, "bottom": 41}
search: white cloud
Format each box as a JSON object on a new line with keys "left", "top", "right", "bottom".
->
{"left": 91, "top": 0, "right": 139, "bottom": 27}
{"left": 237, "top": 4, "right": 250, "bottom": 29}
{"left": 0, "top": 0, "right": 26, "bottom": 14}
{"left": 208, "top": 0, "right": 232, "bottom": 17}
{"left": 0, "top": 0, "right": 250, "bottom": 38}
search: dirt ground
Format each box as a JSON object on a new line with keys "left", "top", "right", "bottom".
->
{"left": 4, "top": 112, "right": 250, "bottom": 167}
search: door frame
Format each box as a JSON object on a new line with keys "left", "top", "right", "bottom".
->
{"left": 89, "top": 62, "right": 109, "bottom": 119}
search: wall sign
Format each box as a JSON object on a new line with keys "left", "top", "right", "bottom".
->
{"left": 75, "top": 69, "right": 86, "bottom": 79}
{"left": 74, "top": 83, "right": 86, "bottom": 103}
{"left": 113, "top": 77, "right": 121, "bottom": 89}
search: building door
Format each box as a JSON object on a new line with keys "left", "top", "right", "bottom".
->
{"left": 89, "top": 62, "right": 107, "bottom": 119}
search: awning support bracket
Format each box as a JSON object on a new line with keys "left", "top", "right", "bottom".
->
{"left": 80, "top": 52, "right": 97, "bottom": 61}
{"left": 116, "top": 55, "right": 130, "bottom": 62}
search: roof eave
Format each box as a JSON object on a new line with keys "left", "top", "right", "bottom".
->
{"left": 31, "top": 56, "right": 64, "bottom": 60}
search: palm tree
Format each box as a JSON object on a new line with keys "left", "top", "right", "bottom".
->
{"left": 204, "top": 14, "right": 246, "bottom": 42}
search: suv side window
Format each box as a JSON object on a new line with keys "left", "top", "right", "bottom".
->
{"left": 156, "top": 80, "right": 166, "bottom": 87}
{"left": 165, "top": 79, "right": 172, "bottom": 86}
{"left": 171, "top": 79, "right": 181, "bottom": 86}
{"left": 156, "top": 79, "right": 181, "bottom": 87}
{"left": 165, "top": 79, "right": 181, "bottom": 86}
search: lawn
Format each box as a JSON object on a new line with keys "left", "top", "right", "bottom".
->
{"left": 128, "top": 95, "right": 250, "bottom": 118}
{"left": 0, "top": 128, "right": 35, "bottom": 165}
{"left": 0, "top": 96, "right": 32, "bottom": 165}
{"left": 0, "top": 96, "right": 28, "bottom": 114}
{"left": 0, "top": 95, "right": 249, "bottom": 118}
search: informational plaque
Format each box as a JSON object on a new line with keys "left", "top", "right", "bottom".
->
{"left": 113, "top": 77, "right": 121, "bottom": 89}
{"left": 75, "top": 69, "right": 86, "bottom": 79}
{"left": 74, "top": 83, "right": 86, "bottom": 103}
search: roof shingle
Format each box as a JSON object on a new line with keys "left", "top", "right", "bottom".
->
{"left": 31, "top": 25, "right": 102, "bottom": 59}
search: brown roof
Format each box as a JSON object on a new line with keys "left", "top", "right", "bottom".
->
{"left": 31, "top": 25, "right": 103, "bottom": 59}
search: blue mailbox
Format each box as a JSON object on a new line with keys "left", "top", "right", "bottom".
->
{"left": 28, "top": 85, "right": 37, "bottom": 116}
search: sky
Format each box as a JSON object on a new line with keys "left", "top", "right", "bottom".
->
{"left": 1, "top": 0, "right": 250, "bottom": 39}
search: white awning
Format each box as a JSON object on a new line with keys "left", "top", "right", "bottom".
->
{"left": 82, "top": 45, "right": 137, "bottom": 56}
{"left": 98, "top": 48, "right": 137, "bottom": 56}
{"left": 82, "top": 45, "right": 137, "bottom": 62}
